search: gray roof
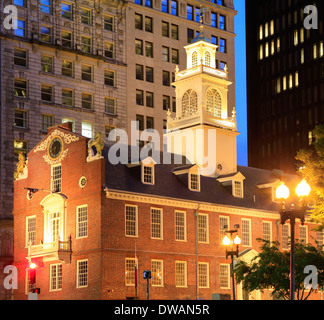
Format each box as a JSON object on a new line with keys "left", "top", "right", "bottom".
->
{"left": 103, "top": 144, "right": 300, "bottom": 213}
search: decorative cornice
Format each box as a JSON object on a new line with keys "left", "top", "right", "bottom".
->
{"left": 106, "top": 189, "right": 281, "bottom": 220}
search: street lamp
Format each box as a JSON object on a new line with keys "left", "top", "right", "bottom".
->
{"left": 222, "top": 225, "right": 241, "bottom": 300}
{"left": 276, "top": 179, "right": 311, "bottom": 300}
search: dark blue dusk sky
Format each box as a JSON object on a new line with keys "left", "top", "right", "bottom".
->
{"left": 234, "top": 0, "right": 248, "bottom": 166}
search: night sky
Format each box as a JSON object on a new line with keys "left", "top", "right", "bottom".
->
{"left": 234, "top": 0, "right": 248, "bottom": 166}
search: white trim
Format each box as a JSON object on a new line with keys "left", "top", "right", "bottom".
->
{"left": 175, "top": 210, "right": 187, "bottom": 242}
{"left": 219, "top": 263, "right": 230, "bottom": 289}
{"left": 262, "top": 220, "right": 272, "bottom": 243}
{"left": 175, "top": 261, "right": 187, "bottom": 288}
{"left": 150, "top": 207, "right": 163, "bottom": 240}
{"left": 241, "top": 218, "right": 252, "bottom": 247}
{"left": 76, "top": 259, "right": 88, "bottom": 288}
{"left": 198, "top": 262, "right": 209, "bottom": 289}
{"left": 26, "top": 215, "right": 36, "bottom": 247}
{"left": 198, "top": 213, "right": 209, "bottom": 244}
{"left": 151, "top": 259, "right": 164, "bottom": 287}
{"left": 76, "top": 205, "right": 88, "bottom": 239}
{"left": 125, "top": 204, "right": 138, "bottom": 238}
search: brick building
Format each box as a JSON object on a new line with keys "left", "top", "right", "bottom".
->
{"left": 12, "top": 31, "right": 323, "bottom": 300}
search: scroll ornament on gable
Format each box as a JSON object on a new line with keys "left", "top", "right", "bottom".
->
{"left": 86, "top": 132, "right": 104, "bottom": 163}
{"left": 15, "top": 152, "right": 28, "bottom": 180}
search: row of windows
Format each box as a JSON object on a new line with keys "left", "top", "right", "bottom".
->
{"left": 14, "top": 0, "right": 115, "bottom": 30}
{"left": 15, "top": 48, "right": 116, "bottom": 84}
{"left": 125, "top": 205, "right": 324, "bottom": 249}
{"left": 276, "top": 71, "right": 299, "bottom": 94}
{"left": 27, "top": 260, "right": 87, "bottom": 293}
{"left": 126, "top": 258, "right": 230, "bottom": 289}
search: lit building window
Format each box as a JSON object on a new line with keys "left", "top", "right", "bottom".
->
{"left": 81, "top": 121, "right": 93, "bottom": 138}
{"left": 241, "top": 219, "right": 251, "bottom": 247}
{"left": 198, "top": 214, "right": 208, "bottom": 243}
{"left": 262, "top": 221, "right": 272, "bottom": 243}
{"left": 175, "top": 211, "right": 186, "bottom": 241}
{"left": 51, "top": 164, "right": 62, "bottom": 193}
{"left": 206, "top": 89, "right": 222, "bottom": 117}
{"left": 143, "top": 165, "right": 154, "bottom": 185}
{"left": 198, "top": 262, "right": 209, "bottom": 288}
{"left": 233, "top": 181, "right": 243, "bottom": 198}
{"left": 192, "top": 51, "right": 198, "bottom": 67}
{"left": 182, "top": 89, "right": 198, "bottom": 118}
{"left": 220, "top": 264, "right": 230, "bottom": 289}
{"left": 175, "top": 261, "right": 187, "bottom": 287}
{"left": 125, "top": 205, "right": 138, "bottom": 237}
{"left": 189, "top": 173, "right": 200, "bottom": 191}
{"left": 77, "top": 260, "right": 88, "bottom": 288}
{"left": 125, "top": 258, "right": 136, "bottom": 286}
{"left": 26, "top": 216, "right": 36, "bottom": 246}
{"left": 76, "top": 205, "right": 88, "bottom": 238}
{"left": 151, "top": 208, "right": 163, "bottom": 239}
{"left": 259, "top": 25, "right": 263, "bottom": 40}
{"left": 151, "top": 260, "right": 163, "bottom": 286}
{"left": 50, "top": 264, "right": 62, "bottom": 291}
{"left": 205, "top": 51, "right": 211, "bottom": 66}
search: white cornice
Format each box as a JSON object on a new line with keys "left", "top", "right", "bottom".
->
{"left": 106, "top": 189, "right": 280, "bottom": 220}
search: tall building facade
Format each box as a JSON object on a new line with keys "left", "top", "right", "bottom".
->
{"left": 246, "top": 0, "right": 324, "bottom": 173}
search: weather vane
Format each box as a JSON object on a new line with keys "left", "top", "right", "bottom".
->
{"left": 198, "top": 3, "right": 210, "bottom": 35}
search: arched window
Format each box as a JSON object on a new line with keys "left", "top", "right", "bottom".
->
{"left": 205, "top": 51, "right": 211, "bottom": 67}
{"left": 182, "top": 89, "right": 198, "bottom": 118}
{"left": 206, "top": 89, "right": 222, "bottom": 117}
{"left": 192, "top": 51, "right": 198, "bottom": 67}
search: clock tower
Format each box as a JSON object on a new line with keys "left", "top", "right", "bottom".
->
{"left": 165, "top": 22, "right": 239, "bottom": 178}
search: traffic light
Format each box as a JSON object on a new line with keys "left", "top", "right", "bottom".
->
{"left": 143, "top": 270, "right": 151, "bottom": 280}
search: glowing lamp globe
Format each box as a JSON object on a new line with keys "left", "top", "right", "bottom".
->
{"left": 276, "top": 183, "right": 290, "bottom": 200}
{"left": 222, "top": 235, "right": 231, "bottom": 246}
{"left": 234, "top": 235, "right": 241, "bottom": 245}
{"left": 29, "top": 262, "right": 37, "bottom": 269}
{"left": 296, "top": 180, "right": 311, "bottom": 198}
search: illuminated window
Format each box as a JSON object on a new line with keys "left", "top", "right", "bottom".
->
{"left": 277, "top": 37, "right": 281, "bottom": 53}
{"left": 300, "top": 28, "right": 304, "bottom": 43}
{"left": 295, "top": 71, "right": 299, "bottom": 87}
{"left": 198, "top": 214, "right": 209, "bottom": 243}
{"left": 320, "top": 42, "right": 324, "bottom": 57}
{"left": 289, "top": 74, "right": 293, "bottom": 89}
{"left": 283, "top": 76, "right": 287, "bottom": 91}
{"left": 77, "top": 260, "right": 88, "bottom": 288}
{"left": 259, "top": 45, "right": 263, "bottom": 60}
{"left": 219, "top": 216, "right": 229, "bottom": 244}
{"left": 205, "top": 51, "right": 211, "bottom": 66}
{"left": 299, "top": 226, "right": 308, "bottom": 243}
{"left": 259, "top": 25, "right": 263, "bottom": 40}
{"left": 125, "top": 258, "right": 136, "bottom": 286}
{"left": 175, "top": 261, "right": 187, "bottom": 287}
{"left": 50, "top": 264, "right": 62, "bottom": 291}
{"left": 262, "top": 221, "right": 272, "bottom": 243}
{"left": 14, "top": 78, "right": 27, "bottom": 98}
{"left": 198, "top": 262, "right": 209, "bottom": 288}
{"left": 192, "top": 51, "right": 198, "bottom": 67}
{"left": 26, "top": 216, "right": 36, "bottom": 246}
{"left": 80, "top": 7, "right": 92, "bottom": 25}
{"left": 51, "top": 164, "right": 62, "bottom": 193}
{"left": 182, "top": 89, "right": 197, "bottom": 117}
{"left": 265, "top": 42, "right": 269, "bottom": 57}
{"left": 220, "top": 264, "right": 230, "bottom": 289}
{"left": 282, "top": 224, "right": 290, "bottom": 250}
{"left": 175, "top": 211, "right": 186, "bottom": 241}
{"left": 81, "top": 36, "right": 92, "bottom": 54}
{"left": 264, "top": 22, "right": 268, "bottom": 38}
{"left": 189, "top": 173, "right": 200, "bottom": 191}
{"left": 242, "top": 219, "right": 251, "bottom": 247}
{"left": 151, "top": 208, "right": 163, "bottom": 239}
{"left": 76, "top": 205, "right": 88, "bottom": 238}
{"left": 206, "top": 89, "right": 222, "bottom": 118}
{"left": 81, "top": 121, "right": 93, "bottom": 138}
{"left": 233, "top": 181, "right": 243, "bottom": 198}
{"left": 270, "top": 20, "right": 274, "bottom": 35}
{"left": 313, "top": 44, "right": 318, "bottom": 59}
{"left": 142, "top": 165, "right": 154, "bottom": 184}
{"left": 294, "top": 30, "right": 298, "bottom": 46}
{"left": 151, "top": 260, "right": 163, "bottom": 286}
{"left": 125, "top": 205, "right": 138, "bottom": 237}
{"left": 301, "top": 48, "right": 305, "bottom": 64}
{"left": 271, "top": 40, "right": 275, "bottom": 55}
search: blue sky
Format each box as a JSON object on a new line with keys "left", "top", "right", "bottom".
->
{"left": 234, "top": 0, "right": 248, "bottom": 166}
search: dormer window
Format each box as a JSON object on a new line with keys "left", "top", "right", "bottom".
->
{"left": 233, "top": 180, "right": 243, "bottom": 198}
{"left": 189, "top": 173, "right": 200, "bottom": 192}
{"left": 143, "top": 165, "right": 154, "bottom": 185}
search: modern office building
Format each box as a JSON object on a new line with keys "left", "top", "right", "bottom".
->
{"left": 246, "top": 0, "right": 324, "bottom": 173}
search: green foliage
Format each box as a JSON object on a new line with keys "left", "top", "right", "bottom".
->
{"left": 296, "top": 124, "right": 324, "bottom": 230}
{"left": 234, "top": 239, "right": 324, "bottom": 300}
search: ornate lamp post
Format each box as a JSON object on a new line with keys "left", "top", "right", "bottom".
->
{"left": 222, "top": 225, "right": 241, "bottom": 300}
{"left": 276, "top": 179, "right": 311, "bottom": 300}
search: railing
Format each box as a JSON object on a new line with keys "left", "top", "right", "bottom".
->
{"left": 28, "top": 237, "right": 72, "bottom": 257}
{"left": 176, "top": 64, "right": 227, "bottom": 80}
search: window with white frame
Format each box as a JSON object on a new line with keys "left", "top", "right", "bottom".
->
{"left": 49, "top": 211, "right": 61, "bottom": 242}
{"left": 142, "top": 165, "right": 154, "bottom": 185}
{"left": 81, "top": 121, "right": 93, "bottom": 138}
{"left": 76, "top": 205, "right": 88, "bottom": 238}
{"left": 282, "top": 224, "right": 290, "bottom": 250}
{"left": 189, "top": 173, "right": 200, "bottom": 191}
{"left": 241, "top": 219, "right": 251, "bottom": 247}
{"left": 175, "top": 261, "right": 187, "bottom": 287}
{"left": 50, "top": 264, "right": 62, "bottom": 291}
{"left": 262, "top": 221, "right": 272, "bottom": 243}
{"left": 51, "top": 164, "right": 62, "bottom": 192}
{"left": 219, "top": 216, "right": 229, "bottom": 244}
{"left": 316, "top": 232, "right": 323, "bottom": 250}
{"left": 198, "top": 262, "right": 209, "bottom": 288}
{"left": 151, "top": 208, "right": 163, "bottom": 239}
{"left": 125, "top": 258, "right": 136, "bottom": 286}
{"left": 198, "top": 214, "right": 209, "bottom": 243}
{"left": 77, "top": 260, "right": 88, "bottom": 288}
{"left": 175, "top": 211, "right": 186, "bottom": 241}
{"left": 26, "top": 216, "right": 36, "bottom": 246}
{"left": 233, "top": 180, "right": 243, "bottom": 198}
{"left": 220, "top": 264, "right": 230, "bottom": 289}
{"left": 299, "top": 225, "right": 308, "bottom": 244}
{"left": 151, "top": 260, "right": 163, "bottom": 286}
{"left": 125, "top": 205, "right": 138, "bottom": 237}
